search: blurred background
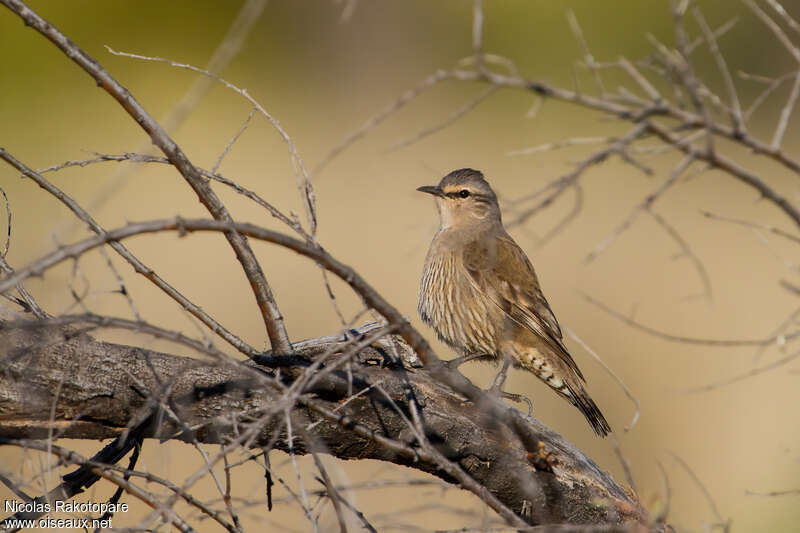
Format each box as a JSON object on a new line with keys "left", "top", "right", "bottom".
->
{"left": 1, "top": 0, "right": 800, "bottom": 531}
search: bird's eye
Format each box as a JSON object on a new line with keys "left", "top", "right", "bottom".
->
{"left": 458, "top": 189, "right": 471, "bottom": 198}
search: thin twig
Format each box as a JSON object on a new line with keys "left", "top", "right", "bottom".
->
{"left": 0, "top": 147, "right": 260, "bottom": 357}
{"left": 38, "top": 151, "right": 307, "bottom": 238}
{"left": 693, "top": 8, "right": 744, "bottom": 133}
{"left": 649, "top": 209, "right": 714, "bottom": 303}
{"left": 525, "top": 183, "right": 583, "bottom": 246}
{"left": 667, "top": 451, "right": 730, "bottom": 532}
{"left": 701, "top": 209, "right": 800, "bottom": 245}
{"left": 105, "top": 46, "right": 318, "bottom": 238}
{"left": 745, "top": 0, "right": 800, "bottom": 63}
{"left": 284, "top": 410, "right": 319, "bottom": 532}
{"left": 213, "top": 106, "right": 258, "bottom": 174}
{"left": 582, "top": 292, "right": 800, "bottom": 347}
{"left": 766, "top": 0, "right": 800, "bottom": 34}
{"left": 686, "top": 348, "right": 800, "bottom": 393}
{"left": 585, "top": 155, "right": 694, "bottom": 264}
{"left": 506, "top": 137, "right": 612, "bottom": 157}
{"left": 0, "top": 0, "right": 293, "bottom": 353}
{"left": 308, "top": 449, "right": 350, "bottom": 533}
{"left": 740, "top": 70, "right": 797, "bottom": 122}
{"left": 507, "top": 123, "right": 649, "bottom": 227}
{"left": 57, "top": 0, "right": 267, "bottom": 235}
{"left": 565, "top": 327, "right": 640, "bottom": 432}
{"left": 645, "top": 119, "right": 800, "bottom": 228}
{"left": 566, "top": 9, "right": 606, "bottom": 95}
{"left": 608, "top": 435, "right": 638, "bottom": 497}
{"left": 314, "top": 69, "right": 451, "bottom": 175}
{"left": 747, "top": 487, "right": 800, "bottom": 497}
{"left": 618, "top": 56, "right": 662, "bottom": 101}
{"left": 771, "top": 70, "right": 800, "bottom": 149}
{"left": 388, "top": 85, "right": 498, "bottom": 152}
{"left": 671, "top": 0, "right": 716, "bottom": 155}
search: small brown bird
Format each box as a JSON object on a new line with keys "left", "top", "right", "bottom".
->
{"left": 417, "top": 169, "right": 611, "bottom": 436}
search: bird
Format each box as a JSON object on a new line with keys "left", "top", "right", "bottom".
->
{"left": 417, "top": 168, "right": 611, "bottom": 436}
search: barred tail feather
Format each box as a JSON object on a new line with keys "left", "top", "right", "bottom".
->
{"left": 565, "top": 384, "right": 611, "bottom": 437}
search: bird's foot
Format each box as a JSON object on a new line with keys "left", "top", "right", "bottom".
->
{"left": 487, "top": 386, "right": 534, "bottom": 416}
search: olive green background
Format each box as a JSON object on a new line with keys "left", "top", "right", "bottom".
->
{"left": 1, "top": 1, "right": 799, "bottom": 531}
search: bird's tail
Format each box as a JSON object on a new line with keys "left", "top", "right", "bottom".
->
{"left": 563, "top": 383, "right": 611, "bottom": 437}
{"left": 512, "top": 350, "right": 612, "bottom": 436}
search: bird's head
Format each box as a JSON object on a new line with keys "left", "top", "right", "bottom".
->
{"left": 417, "top": 168, "right": 501, "bottom": 230}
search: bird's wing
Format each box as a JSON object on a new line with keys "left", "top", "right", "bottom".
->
{"left": 463, "top": 232, "right": 584, "bottom": 380}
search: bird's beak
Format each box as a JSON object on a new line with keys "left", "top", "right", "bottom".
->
{"left": 416, "top": 185, "right": 445, "bottom": 197}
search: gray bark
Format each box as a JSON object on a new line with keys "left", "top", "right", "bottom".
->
{"left": 0, "top": 322, "right": 646, "bottom": 528}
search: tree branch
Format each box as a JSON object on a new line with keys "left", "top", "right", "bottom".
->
{"left": 0, "top": 0, "right": 292, "bottom": 354}
{"left": 0, "top": 322, "right": 645, "bottom": 528}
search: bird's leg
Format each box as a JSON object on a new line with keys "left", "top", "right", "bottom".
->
{"left": 445, "top": 353, "right": 488, "bottom": 369}
{"left": 489, "top": 358, "right": 512, "bottom": 391}
{"left": 488, "top": 359, "right": 534, "bottom": 416}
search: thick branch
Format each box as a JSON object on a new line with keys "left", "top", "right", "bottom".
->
{"left": 0, "top": 324, "right": 643, "bottom": 528}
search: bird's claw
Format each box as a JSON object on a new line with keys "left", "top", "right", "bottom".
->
{"left": 487, "top": 385, "right": 534, "bottom": 416}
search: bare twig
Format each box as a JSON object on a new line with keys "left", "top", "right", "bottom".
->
{"left": 701, "top": 209, "right": 800, "bottom": 245}
{"left": 0, "top": 0, "right": 293, "bottom": 353}
{"left": 648, "top": 209, "right": 714, "bottom": 303}
{"left": 618, "top": 56, "right": 662, "bottom": 102}
{"left": 309, "top": 451, "right": 350, "bottom": 533}
{"left": 314, "top": 69, "right": 451, "bottom": 174}
{"left": 528, "top": 183, "right": 584, "bottom": 247}
{"left": 745, "top": 0, "right": 800, "bottom": 63}
{"left": 507, "top": 123, "right": 649, "bottom": 227}
{"left": 0, "top": 440, "right": 231, "bottom": 533}
{"left": 388, "top": 86, "right": 498, "bottom": 152}
{"left": 644, "top": 120, "right": 800, "bottom": 228}
{"left": 0, "top": 186, "right": 47, "bottom": 318}
{"left": 669, "top": 0, "right": 716, "bottom": 155}
{"left": 38, "top": 152, "right": 306, "bottom": 237}
{"left": 667, "top": 451, "right": 730, "bottom": 532}
{"left": 565, "top": 327, "right": 640, "bottom": 432}
{"left": 567, "top": 10, "right": 606, "bottom": 95}
{"left": 747, "top": 487, "right": 800, "bottom": 497}
{"left": 653, "top": 460, "right": 671, "bottom": 526}
{"left": 585, "top": 154, "right": 694, "bottom": 264}
{"left": 771, "top": 70, "right": 800, "bottom": 149}
{"left": 766, "top": 0, "right": 800, "bottom": 34}
{"left": 693, "top": 8, "right": 744, "bottom": 133}
{"left": 97, "top": 246, "right": 142, "bottom": 321}
{"left": 60, "top": 0, "right": 267, "bottom": 230}
{"left": 687, "top": 348, "right": 800, "bottom": 393}
{"left": 213, "top": 106, "right": 258, "bottom": 174}
{"left": 284, "top": 411, "right": 318, "bottom": 532}
{"left": 582, "top": 292, "right": 800, "bottom": 347}
{"left": 0, "top": 147, "right": 260, "bottom": 357}
{"left": 506, "top": 137, "right": 612, "bottom": 157}
{"left": 609, "top": 436, "right": 638, "bottom": 498}
{"left": 740, "top": 70, "right": 798, "bottom": 121}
